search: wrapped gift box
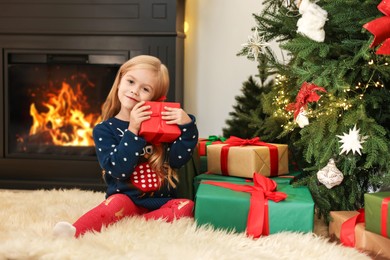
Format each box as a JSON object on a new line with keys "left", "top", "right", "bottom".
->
{"left": 198, "top": 136, "right": 226, "bottom": 156}
{"left": 139, "top": 101, "right": 181, "bottom": 144}
{"left": 270, "top": 170, "right": 302, "bottom": 185}
{"left": 329, "top": 211, "right": 390, "bottom": 259}
{"left": 364, "top": 192, "right": 390, "bottom": 238}
{"left": 194, "top": 173, "right": 251, "bottom": 193}
{"left": 193, "top": 172, "right": 302, "bottom": 193}
{"left": 194, "top": 180, "right": 314, "bottom": 236}
{"left": 207, "top": 142, "right": 289, "bottom": 178}
{"left": 198, "top": 136, "right": 226, "bottom": 173}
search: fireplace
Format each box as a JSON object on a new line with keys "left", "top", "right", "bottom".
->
{"left": 0, "top": 0, "right": 185, "bottom": 190}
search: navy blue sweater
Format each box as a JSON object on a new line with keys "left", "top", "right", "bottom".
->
{"left": 93, "top": 115, "right": 198, "bottom": 210}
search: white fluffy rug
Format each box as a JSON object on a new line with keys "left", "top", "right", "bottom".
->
{"left": 0, "top": 189, "right": 369, "bottom": 260}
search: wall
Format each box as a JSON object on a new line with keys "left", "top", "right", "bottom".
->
{"left": 184, "top": 0, "right": 268, "bottom": 137}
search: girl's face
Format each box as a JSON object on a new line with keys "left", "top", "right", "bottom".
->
{"left": 117, "top": 68, "right": 158, "bottom": 111}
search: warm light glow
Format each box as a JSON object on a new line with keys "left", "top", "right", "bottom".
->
{"left": 29, "top": 82, "right": 101, "bottom": 146}
{"left": 184, "top": 21, "right": 189, "bottom": 33}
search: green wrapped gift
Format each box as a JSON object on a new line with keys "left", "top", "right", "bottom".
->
{"left": 193, "top": 172, "right": 303, "bottom": 194}
{"left": 269, "top": 170, "right": 303, "bottom": 185}
{"left": 194, "top": 178, "right": 314, "bottom": 236}
{"left": 364, "top": 192, "right": 390, "bottom": 238}
{"left": 194, "top": 173, "right": 252, "bottom": 194}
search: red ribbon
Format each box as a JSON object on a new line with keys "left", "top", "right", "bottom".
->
{"left": 363, "top": 0, "right": 390, "bottom": 55}
{"left": 220, "top": 136, "right": 279, "bottom": 177}
{"left": 340, "top": 209, "right": 365, "bottom": 247}
{"left": 203, "top": 173, "right": 287, "bottom": 238}
{"left": 286, "top": 82, "right": 327, "bottom": 119}
{"left": 198, "top": 136, "right": 226, "bottom": 156}
{"left": 381, "top": 197, "right": 390, "bottom": 237}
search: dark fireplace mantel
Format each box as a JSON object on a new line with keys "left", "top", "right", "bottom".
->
{"left": 0, "top": 0, "right": 185, "bottom": 190}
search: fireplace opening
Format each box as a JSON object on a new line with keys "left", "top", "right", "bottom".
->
{"left": 6, "top": 51, "right": 127, "bottom": 160}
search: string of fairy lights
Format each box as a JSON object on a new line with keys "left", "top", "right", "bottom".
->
{"left": 271, "top": 59, "right": 388, "bottom": 131}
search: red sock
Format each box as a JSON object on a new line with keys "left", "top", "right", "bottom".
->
{"left": 73, "top": 193, "right": 147, "bottom": 237}
{"left": 143, "top": 199, "right": 194, "bottom": 222}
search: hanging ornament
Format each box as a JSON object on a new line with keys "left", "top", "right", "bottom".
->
{"left": 284, "top": 0, "right": 292, "bottom": 7}
{"left": 295, "top": 108, "right": 309, "bottom": 128}
{"left": 286, "top": 82, "right": 327, "bottom": 120}
{"left": 363, "top": 0, "right": 390, "bottom": 55}
{"left": 337, "top": 125, "right": 368, "bottom": 155}
{"left": 317, "top": 159, "right": 344, "bottom": 189}
{"left": 296, "top": 0, "right": 328, "bottom": 42}
{"left": 241, "top": 28, "right": 269, "bottom": 61}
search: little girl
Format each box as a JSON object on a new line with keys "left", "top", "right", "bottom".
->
{"left": 53, "top": 55, "right": 198, "bottom": 238}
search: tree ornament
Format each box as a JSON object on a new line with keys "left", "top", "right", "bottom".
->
{"left": 284, "top": 0, "right": 292, "bottom": 7}
{"left": 337, "top": 125, "right": 368, "bottom": 155}
{"left": 241, "top": 28, "right": 269, "bottom": 61}
{"left": 295, "top": 108, "right": 309, "bottom": 128}
{"left": 363, "top": 0, "right": 390, "bottom": 55}
{"left": 296, "top": 0, "right": 328, "bottom": 42}
{"left": 286, "top": 82, "right": 326, "bottom": 120}
{"left": 317, "top": 159, "right": 344, "bottom": 189}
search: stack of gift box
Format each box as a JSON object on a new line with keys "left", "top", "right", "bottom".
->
{"left": 194, "top": 136, "right": 315, "bottom": 238}
{"left": 329, "top": 192, "right": 390, "bottom": 259}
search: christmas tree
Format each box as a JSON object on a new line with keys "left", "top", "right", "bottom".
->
{"left": 223, "top": 52, "right": 276, "bottom": 139}
{"left": 222, "top": 76, "right": 265, "bottom": 139}
{"left": 233, "top": 0, "right": 390, "bottom": 220}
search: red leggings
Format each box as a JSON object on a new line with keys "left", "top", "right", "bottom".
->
{"left": 73, "top": 194, "right": 194, "bottom": 237}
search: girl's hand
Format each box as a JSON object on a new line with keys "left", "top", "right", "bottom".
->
{"left": 161, "top": 106, "right": 191, "bottom": 125}
{"left": 128, "top": 101, "right": 152, "bottom": 135}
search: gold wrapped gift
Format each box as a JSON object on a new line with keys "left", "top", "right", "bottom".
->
{"left": 329, "top": 211, "right": 390, "bottom": 259}
{"left": 206, "top": 141, "right": 289, "bottom": 178}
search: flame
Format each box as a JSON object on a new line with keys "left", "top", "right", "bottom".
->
{"left": 29, "top": 81, "right": 101, "bottom": 146}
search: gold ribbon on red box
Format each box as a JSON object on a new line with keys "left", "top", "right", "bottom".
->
{"left": 220, "top": 136, "right": 279, "bottom": 177}
{"left": 203, "top": 172, "right": 287, "bottom": 238}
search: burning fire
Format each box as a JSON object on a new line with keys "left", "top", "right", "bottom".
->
{"left": 29, "top": 81, "right": 101, "bottom": 146}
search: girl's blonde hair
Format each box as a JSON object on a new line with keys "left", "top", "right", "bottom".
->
{"left": 101, "top": 55, "right": 169, "bottom": 121}
{"left": 101, "top": 55, "right": 178, "bottom": 188}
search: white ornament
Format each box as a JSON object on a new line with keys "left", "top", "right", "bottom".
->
{"left": 317, "top": 159, "right": 344, "bottom": 189}
{"left": 241, "top": 28, "right": 269, "bottom": 61}
{"left": 295, "top": 109, "right": 309, "bottom": 128}
{"left": 337, "top": 125, "right": 368, "bottom": 155}
{"left": 296, "top": 0, "right": 328, "bottom": 42}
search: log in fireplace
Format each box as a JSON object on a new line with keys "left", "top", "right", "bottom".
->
{"left": 0, "top": 0, "right": 185, "bottom": 190}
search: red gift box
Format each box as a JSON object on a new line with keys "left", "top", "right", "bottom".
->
{"left": 139, "top": 101, "right": 181, "bottom": 144}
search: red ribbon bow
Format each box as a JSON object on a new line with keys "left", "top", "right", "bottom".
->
{"left": 221, "top": 136, "right": 279, "bottom": 176}
{"left": 204, "top": 173, "right": 287, "bottom": 238}
{"left": 286, "top": 82, "right": 327, "bottom": 120}
{"left": 340, "top": 209, "right": 365, "bottom": 247}
{"left": 225, "top": 136, "right": 262, "bottom": 146}
{"left": 363, "top": 0, "right": 390, "bottom": 55}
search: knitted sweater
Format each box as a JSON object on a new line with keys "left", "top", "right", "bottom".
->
{"left": 93, "top": 115, "right": 199, "bottom": 210}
